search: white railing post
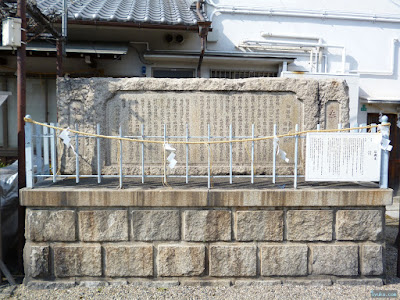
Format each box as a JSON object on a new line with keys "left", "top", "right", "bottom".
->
{"left": 141, "top": 124, "right": 145, "bottom": 184}
{"left": 163, "top": 124, "right": 167, "bottom": 185}
{"left": 97, "top": 123, "right": 101, "bottom": 184}
{"left": 294, "top": 124, "right": 299, "bottom": 189}
{"left": 50, "top": 122, "right": 57, "bottom": 183}
{"left": 43, "top": 124, "right": 50, "bottom": 175}
{"left": 208, "top": 124, "right": 211, "bottom": 189}
{"left": 75, "top": 123, "right": 80, "bottom": 184}
{"left": 380, "top": 115, "right": 390, "bottom": 189}
{"left": 186, "top": 124, "right": 189, "bottom": 184}
{"left": 251, "top": 124, "right": 255, "bottom": 184}
{"left": 25, "top": 115, "right": 34, "bottom": 188}
{"left": 272, "top": 124, "right": 277, "bottom": 184}
{"left": 35, "top": 124, "right": 43, "bottom": 182}
{"left": 229, "top": 124, "right": 233, "bottom": 184}
{"left": 119, "top": 125, "right": 123, "bottom": 188}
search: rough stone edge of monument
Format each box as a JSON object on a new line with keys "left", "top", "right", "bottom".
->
{"left": 58, "top": 77, "right": 322, "bottom": 92}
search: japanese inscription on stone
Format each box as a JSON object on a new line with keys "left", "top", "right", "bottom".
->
{"left": 104, "top": 91, "right": 303, "bottom": 172}
{"left": 325, "top": 101, "right": 339, "bottom": 130}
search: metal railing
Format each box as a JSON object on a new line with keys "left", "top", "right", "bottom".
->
{"left": 24, "top": 115, "right": 391, "bottom": 189}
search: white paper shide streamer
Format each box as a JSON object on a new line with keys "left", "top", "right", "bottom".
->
{"left": 274, "top": 136, "right": 290, "bottom": 163}
{"left": 59, "top": 128, "right": 77, "bottom": 155}
{"left": 379, "top": 124, "right": 393, "bottom": 152}
{"left": 164, "top": 143, "right": 177, "bottom": 169}
{"left": 381, "top": 137, "right": 393, "bottom": 151}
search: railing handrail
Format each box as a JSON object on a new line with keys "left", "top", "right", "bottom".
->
{"left": 23, "top": 116, "right": 388, "bottom": 145}
{"left": 24, "top": 115, "right": 391, "bottom": 190}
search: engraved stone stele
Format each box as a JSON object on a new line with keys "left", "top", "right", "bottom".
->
{"left": 325, "top": 101, "right": 340, "bottom": 130}
{"left": 57, "top": 78, "right": 349, "bottom": 175}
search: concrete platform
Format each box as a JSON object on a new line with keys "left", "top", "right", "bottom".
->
{"left": 21, "top": 178, "right": 392, "bottom": 207}
{"left": 21, "top": 179, "right": 392, "bottom": 286}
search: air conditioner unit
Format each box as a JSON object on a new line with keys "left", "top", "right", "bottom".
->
{"left": 2, "top": 17, "right": 22, "bottom": 47}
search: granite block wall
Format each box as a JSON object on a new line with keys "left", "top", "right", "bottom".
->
{"left": 24, "top": 206, "right": 385, "bottom": 287}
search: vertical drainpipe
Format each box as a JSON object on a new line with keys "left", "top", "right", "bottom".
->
{"left": 197, "top": 36, "right": 206, "bottom": 78}
{"left": 17, "top": 0, "right": 27, "bottom": 274}
{"left": 57, "top": 0, "right": 68, "bottom": 77}
{"left": 196, "top": 0, "right": 211, "bottom": 78}
{"left": 56, "top": 39, "right": 63, "bottom": 77}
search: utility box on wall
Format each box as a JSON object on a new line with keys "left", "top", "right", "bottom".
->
{"left": 2, "top": 17, "right": 21, "bottom": 47}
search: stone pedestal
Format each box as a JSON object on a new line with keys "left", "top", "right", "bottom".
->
{"left": 21, "top": 187, "right": 391, "bottom": 287}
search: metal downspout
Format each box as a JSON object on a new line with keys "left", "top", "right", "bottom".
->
{"left": 197, "top": 36, "right": 206, "bottom": 77}
{"left": 196, "top": 0, "right": 211, "bottom": 77}
{"left": 17, "top": 0, "right": 27, "bottom": 274}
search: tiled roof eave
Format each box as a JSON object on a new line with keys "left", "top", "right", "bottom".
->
{"left": 66, "top": 19, "right": 200, "bottom": 31}
{"left": 35, "top": 0, "right": 208, "bottom": 28}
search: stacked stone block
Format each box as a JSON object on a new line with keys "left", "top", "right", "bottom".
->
{"left": 24, "top": 207, "right": 385, "bottom": 286}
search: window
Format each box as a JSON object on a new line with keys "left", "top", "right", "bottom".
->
{"left": 152, "top": 68, "right": 195, "bottom": 78}
{"left": 210, "top": 69, "right": 277, "bottom": 79}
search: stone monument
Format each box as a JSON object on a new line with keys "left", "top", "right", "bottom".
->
{"left": 57, "top": 77, "right": 349, "bottom": 175}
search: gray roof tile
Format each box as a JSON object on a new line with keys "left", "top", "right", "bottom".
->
{"left": 36, "top": 0, "right": 204, "bottom": 25}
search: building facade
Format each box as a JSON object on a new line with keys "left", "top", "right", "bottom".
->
{"left": 1, "top": 0, "right": 399, "bottom": 177}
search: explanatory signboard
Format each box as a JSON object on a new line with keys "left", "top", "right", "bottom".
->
{"left": 305, "top": 133, "right": 382, "bottom": 182}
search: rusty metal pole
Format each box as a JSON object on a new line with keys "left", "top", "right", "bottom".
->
{"left": 195, "top": 1, "right": 210, "bottom": 78}
{"left": 17, "top": 0, "right": 26, "bottom": 187}
{"left": 197, "top": 36, "right": 205, "bottom": 78}
{"left": 56, "top": 39, "right": 63, "bottom": 77}
{"left": 17, "top": 0, "right": 27, "bottom": 272}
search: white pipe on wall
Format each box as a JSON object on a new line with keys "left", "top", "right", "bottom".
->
{"left": 260, "top": 32, "right": 320, "bottom": 41}
{"left": 206, "top": 0, "right": 400, "bottom": 24}
{"left": 238, "top": 40, "right": 346, "bottom": 73}
{"left": 240, "top": 39, "right": 342, "bottom": 49}
{"left": 309, "top": 49, "right": 314, "bottom": 72}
